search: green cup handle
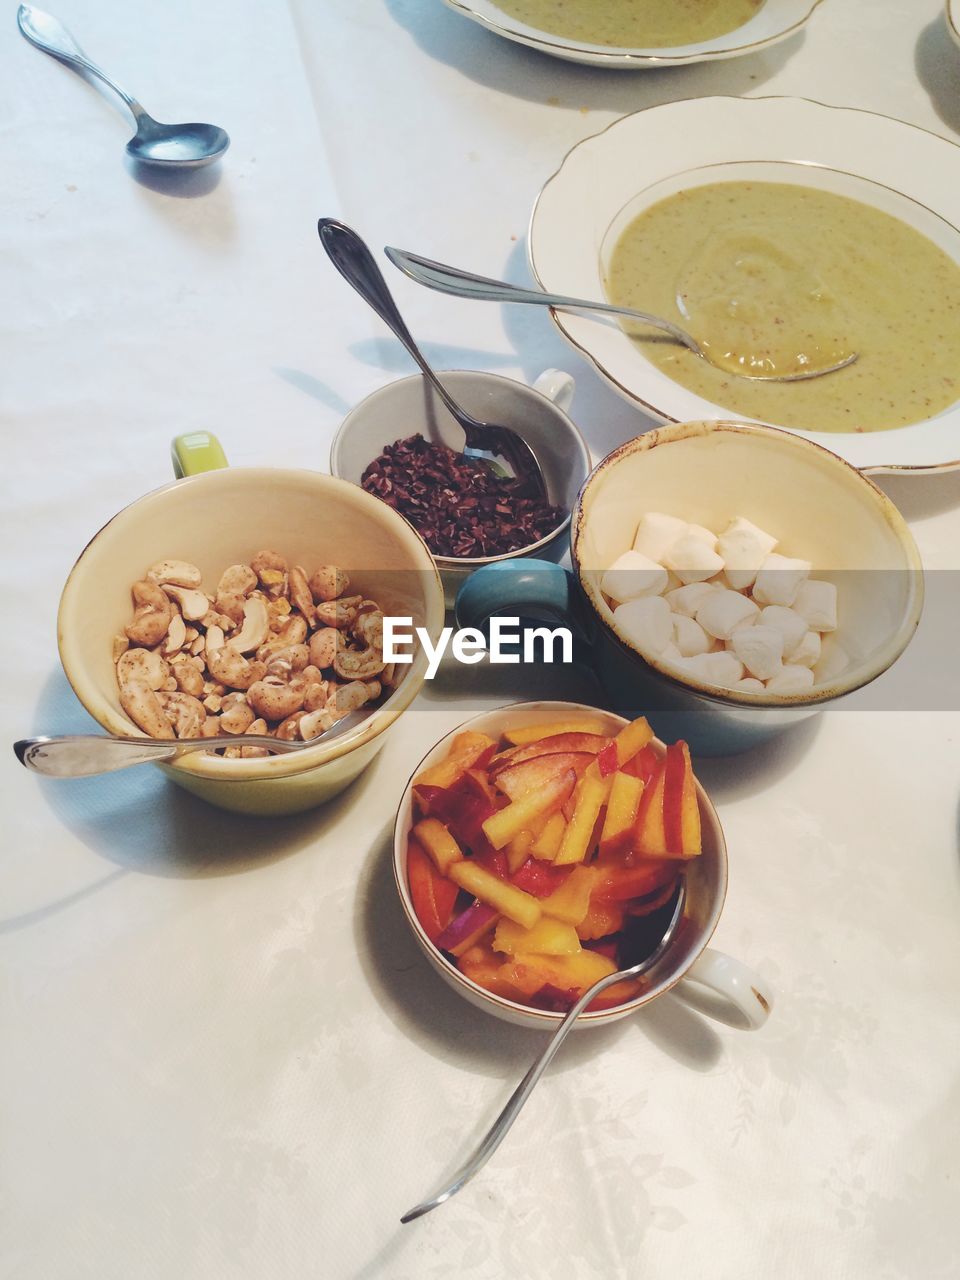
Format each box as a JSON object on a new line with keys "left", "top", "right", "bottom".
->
{"left": 171, "top": 431, "right": 229, "bottom": 478}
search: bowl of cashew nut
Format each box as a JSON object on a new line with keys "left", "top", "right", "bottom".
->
{"left": 57, "top": 441, "right": 446, "bottom": 815}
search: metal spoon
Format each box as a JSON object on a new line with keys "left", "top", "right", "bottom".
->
{"left": 318, "top": 219, "right": 547, "bottom": 497}
{"left": 385, "top": 246, "right": 859, "bottom": 383}
{"left": 400, "top": 878, "right": 687, "bottom": 1224}
{"left": 17, "top": 5, "right": 229, "bottom": 170}
{"left": 14, "top": 708, "right": 372, "bottom": 779}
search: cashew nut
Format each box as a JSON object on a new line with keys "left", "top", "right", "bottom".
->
{"left": 246, "top": 677, "right": 305, "bottom": 722}
{"left": 157, "top": 691, "right": 206, "bottom": 739}
{"left": 207, "top": 643, "right": 267, "bottom": 691}
{"left": 299, "top": 708, "right": 335, "bottom": 739}
{"left": 309, "top": 628, "right": 340, "bottom": 670}
{"left": 251, "top": 550, "right": 287, "bottom": 578}
{"left": 231, "top": 596, "right": 271, "bottom": 654}
{"left": 173, "top": 661, "right": 204, "bottom": 697}
{"left": 117, "top": 647, "right": 168, "bottom": 689}
{"left": 201, "top": 716, "right": 222, "bottom": 738}
{"left": 125, "top": 580, "right": 174, "bottom": 647}
{"left": 161, "top": 584, "right": 210, "bottom": 622}
{"left": 147, "top": 559, "right": 202, "bottom": 589}
{"left": 220, "top": 695, "right": 256, "bottom": 735}
{"left": 276, "top": 710, "right": 307, "bottom": 740}
{"left": 288, "top": 565, "right": 316, "bottom": 626}
{"left": 112, "top": 635, "right": 130, "bottom": 663}
{"left": 215, "top": 592, "right": 247, "bottom": 627}
{"left": 315, "top": 595, "right": 362, "bottom": 630}
{"left": 309, "top": 566, "right": 349, "bottom": 603}
{"left": 161, "top": 613, "right": 187, "bottom": 657}
{"left": 120, "top": 682, "right": 175, "bottom": 739}
{"left": 216, "top": 564, "right": 257, "bottom": 600}
{"left": 265, "top": 644, "right": 310, "bottom": 678}
{"left": 326, "top": 679, "right": 375, "bottom": 720}
{"left": 303, "top": 680, "right": 330, "bottom": 712}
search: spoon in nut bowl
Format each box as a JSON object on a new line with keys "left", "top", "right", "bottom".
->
{"left": 13, "top": 708, "right": 372, "bottom": 779}
{"left": 384, "top": 247, "right": 859, "bottom": 383}
{"left": 400, "top": 878, "right": 687, "bottom": 1224}
{"left": 17, "top": 5, "right": 230, "bottom": 170}
{"left": 317, "top": 219, "right": 547, "bottom": 497}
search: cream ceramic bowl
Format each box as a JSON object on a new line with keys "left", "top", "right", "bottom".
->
{"left": 58, "top": 458, "right": 445, "bottom": 816}
{"left": 393, "top": 701, "right": 773, "bottom": 1031}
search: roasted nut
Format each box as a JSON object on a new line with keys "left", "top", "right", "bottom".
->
{"left": 216, "top": 564, "right": 257, "bottom": 600}
{"left": 247, "top": 676, "right": 305, "bottom": 722}
{"left": 315, "top": 595, "right": 362, "bottom": 630}
{"left": 120, "top": 682, "right": 175, "bottom": 739}
{"left": 220, "top": 696, "right": 256, "bottom": 735}
{"left": 299, "top": 708, "right": 334, "bottom": 739}
{"left": 309, "top": 566, "right": 349, "bottom": 603}
{"left": 231, "top": 596, "right": 271, "bottom": 654}
{"left": 326, "top": 679, "right": 375, "bottom": 720}
{"left": 125, "top": 580, "right": 174, "bottom": 647}
{"left": 173, "top": 662, "right": 204, "bottom": 697}
{"left": 265, "top": 644, "right": 310, "bottom": 678}
{"left": 161, "top": 584, "right": 210, "bottom": 622}
{"left": 203, "top": 693, "right": 223, "bottom": 713}
{"left": 303, "top": 680, "right": 330, "bottom": 712}
{"left": 288, "top": 565, "right": 316, "bottom": 626}
{"left": 276, "top": 710, "right": 307, "bottom": 740}
{"left": 117, "top": 647, "right": 168, "bottom": 689}
{"left": 309, "top": 628, "right": 340, "bottom": 670}
{"left": 201, "top": 716, "right": 222, "bottom": 738}
{"left": 147, "top": 559, "right": 202, "bottom": 588}
{"left": 215, "top": 592, "right": 247, "bottom": 627}
{"left": 162, "top": 613, "right": 187, "bottom": 657}
{"left": 251, "top": 550, "right": 287, "bottom": 578}
{"left": 112, "top": 635, "right": 130, "bottom": 663}
{"left": 157, "top": 691, "right": 206, "bottom": 738}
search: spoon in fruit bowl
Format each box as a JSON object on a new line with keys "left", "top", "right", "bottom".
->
{"left": 17, "top": 5, "right": 230, "bottom": 170}
{"left": 13, "top": 707, "right": 373, "bottom": 778}
{"left": 318, "top": 219, "right": 547, "bottom": 497}
{"left": 400, "top": 877, "right": 687, "bottom": 1224}
{"left": 384, "top": 246, "right": 859, "bottom": 383}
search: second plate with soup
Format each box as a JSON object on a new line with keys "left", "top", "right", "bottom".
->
{"left": 529, "top": 96, "right": 960, "bottom": 474}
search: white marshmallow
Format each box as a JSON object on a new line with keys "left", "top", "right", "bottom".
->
{"left": 709, "top": 650, "right": 746, "bottom": 687}
{"left": 632, "top": 512, "right": 690, "bottom": 563}
{"left": 665, "top": 581, "right": 720, "bottom": 618}
{"left": 735, "top": 677, "right": 766, "bottom": 694}
{"left": 673, "top": 614, "right": 712, "bottom": 658}
{"left": 718, "top": 517, "right": 779, "bottom": 590}
{"left": 696, "top": 589, "right": 760, "bottom": 640}
{"left": 613, "top": 596, "right": 673, "bottom": 656}
{"left": 662, "top": 534, "right": 725, "bottom": 585}
{"left": 752, "top": 554, "right": 812, "bottom": 607}
{"left": 759, "top": 605, "right": 808, "bottom": 656}
{"left": 813, "top": 636, "right": 851, "bottom": 685}
{"left": 789, "top": 630, "right": 821, "bottom": 669}
{"left": 659, "top": 641, "right": 682, "bottom": 664}
{"left": 684, "top": 523, "right": 719, "bottom": 550}
{"left": 601, "top": 551, "right": 669, "bottom": 605}
{"left": 792, "top": 579, "right": 838, "bottom": 632}
{"left": 765, "top": 664, "right": 815, "bottom": 694}
{"left": 730, "top": 624, "right": 785, "bottom": 681}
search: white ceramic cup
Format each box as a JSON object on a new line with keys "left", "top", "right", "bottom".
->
{"left": 57, "top": 434, "right": 445, "bottom": 816}
{"left": 330, "top": 369, "right": 591, "bottom": 605}
{"left": 393, "top": 701, "right": 774, "bottom": 1031}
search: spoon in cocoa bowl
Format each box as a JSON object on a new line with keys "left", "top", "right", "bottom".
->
{"left": 317, "top": 219, "right": 548, "bottom": 498}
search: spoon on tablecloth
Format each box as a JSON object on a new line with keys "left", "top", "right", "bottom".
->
{"left": 400, "top": 878, "right": 687, "bottom": 1223}
{"left": 318, "top": 219, "right": 547, "bottom": 497}
{"left": 17, "top": 5, "right": 229, "bottom": 169}
{"left": 14, "top": 708, "right": 372, "bottom": 778}
{"left": 385, "top": 246, "right": 859, "bottom": 383}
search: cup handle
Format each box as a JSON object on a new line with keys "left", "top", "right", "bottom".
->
{"left": 675, "top": 948, "right": 774, "bottom": 1030}
{"left": 171, "top": 431, "right": 229, "bottom": 478}
{"left": 533, "top": 368, "right": 575, "bottom": 414}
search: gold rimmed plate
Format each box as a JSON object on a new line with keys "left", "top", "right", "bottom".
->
{"left": 528, "top": 96, "right": 960, "bottom": 475}
{"left": 441, "top": 0, "right": 823, "bottom": 67}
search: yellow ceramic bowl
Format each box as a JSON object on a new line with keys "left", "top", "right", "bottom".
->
{"left": 58, "top": 439, "right": 445, "bottom": 815}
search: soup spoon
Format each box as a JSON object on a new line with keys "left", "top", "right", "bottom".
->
{"left": 400, "top": 879, "right": 687, "bottom": 1224}
{"left": 17, "top": 5, "right": 230, "bottom": 170}
{"left": 13, "top": 708, "right": 372, "bottom": 778}
{"left": 318, "top": 219, "right": 547, "bottom": 497}
{"left": 385, "top": 247, "right": 859, "bottom": 383}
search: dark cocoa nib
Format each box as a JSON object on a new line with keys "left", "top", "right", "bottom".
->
{"left": 360, "top": 434, "right": 566, "bottom": 559}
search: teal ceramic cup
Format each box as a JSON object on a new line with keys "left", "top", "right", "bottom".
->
{"left": 456, "top": 421, "right": 924, "bottom": 756}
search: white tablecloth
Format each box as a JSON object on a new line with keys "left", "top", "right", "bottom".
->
{"left": 3, "top": 1, "right": 959, "bottom": 1276}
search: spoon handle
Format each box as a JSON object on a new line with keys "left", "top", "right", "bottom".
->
{"left": 13, "top": 733, "right": 297, "bottom": 777}
{"left": 17, "top": 5, "right": 145, "bottom": 121}
{"left": 317, "top": 219, "right": 481, "bottom": 428}
{"left": 384, "top": 247, "right": 702, "bottom": 354}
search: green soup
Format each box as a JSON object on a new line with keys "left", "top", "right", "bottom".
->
{"left": 493, "top": 0, "right": 765, "bottom": 47}
{"left": 603, "top": 181, "right": 960, "bottom": 433}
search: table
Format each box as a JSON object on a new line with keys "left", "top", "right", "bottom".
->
{"left": 3, "top": 1, "right": 959, "bottom": 1276}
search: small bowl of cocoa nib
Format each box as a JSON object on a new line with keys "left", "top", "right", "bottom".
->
{"left": 330, "top": 369, "right": 592, "bottom": 602}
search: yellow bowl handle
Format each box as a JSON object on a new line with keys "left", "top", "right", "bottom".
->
{"left": 171, "top": 431, "right": 229, "bottom": 478}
